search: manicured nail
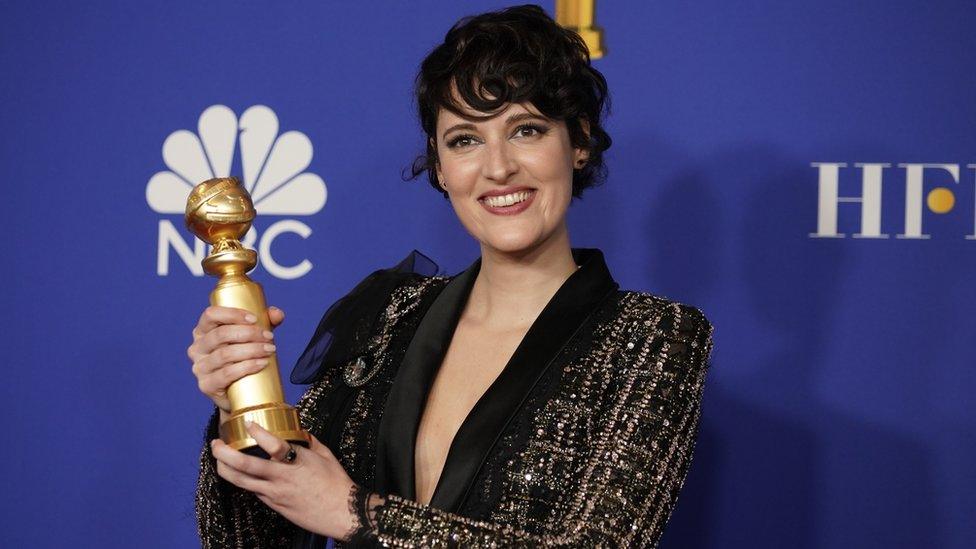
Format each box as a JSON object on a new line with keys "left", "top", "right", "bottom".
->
{"left": 263, "top": 330, "right": 274, "bottom": 340}
{"left": 244, "top": 420, "right": 255, "bottom": 429}
{"left": 255, "top": 359, "right": 269, "bottom": 367}
{"left": 244, "top": 314, "right": 257, "bottom": 323}
{"left": 264, "top": 343, "right": 276, "bottom": 352}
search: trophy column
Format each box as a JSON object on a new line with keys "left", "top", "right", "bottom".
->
{"left": 186, "top": 177, "right": 310, "bottom": 455}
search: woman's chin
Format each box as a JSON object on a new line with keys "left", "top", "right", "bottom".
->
{"left": 479, "top": 231, "right": 547, "bottom": 256}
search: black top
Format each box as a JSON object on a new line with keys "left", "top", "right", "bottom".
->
{"left": 196, "top": 248, "right": 714, "bottom": 548}
{"left": 375, "top": 248, "right": 618, "bottom": 511}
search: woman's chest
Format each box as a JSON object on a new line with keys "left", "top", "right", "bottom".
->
{"left": 310, "top": 320, "right": 635, "bottom": 529}
{"left": 414, "top": 323, "right": 528, "bottom": 503}
{"left": 422, "top": 324, "right": 525, "bottom": 424}
{"left": 304, "top": 287, "right": 650, "bottom": 517}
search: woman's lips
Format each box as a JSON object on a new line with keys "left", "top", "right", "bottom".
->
{"left": 479, "top": 189, "right": 536, "bottom": 215}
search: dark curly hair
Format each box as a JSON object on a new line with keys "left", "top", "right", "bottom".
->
{"left": 408, "top": 4, "right": 612, "bottom": 198}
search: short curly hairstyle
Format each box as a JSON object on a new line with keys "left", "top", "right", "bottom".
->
{"left": 409, "top": 4, "right": 612, "bottom": 198}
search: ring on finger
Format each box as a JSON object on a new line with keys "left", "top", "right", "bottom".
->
{"left": 282, "top": 443, "right": 297, "bottom": 464}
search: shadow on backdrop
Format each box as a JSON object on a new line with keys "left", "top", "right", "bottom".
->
{"left": 644, "top": 147, "right": 942, "bottom": 548}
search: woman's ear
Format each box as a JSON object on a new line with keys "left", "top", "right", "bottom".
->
{"left": 430, "top": 137, "right": 447, "bottom": 190}
{"left": 574, "top": 118, "right": 591, "bottom": 168}
{"left": 575, "top": 148, "right": 589, "bottom": 168}
{"left": 435, "top": 163, "right": 446, "bottom": 191}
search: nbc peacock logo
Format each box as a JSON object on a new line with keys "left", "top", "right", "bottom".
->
{"left": 147, "top": 105, "right": 327, "bottom": 279}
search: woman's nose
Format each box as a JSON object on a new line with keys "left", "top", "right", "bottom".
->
{"left": 481, "top": 141, "right": 519, "bottom": 182}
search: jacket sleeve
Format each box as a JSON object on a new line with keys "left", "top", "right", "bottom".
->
{"left": 348, "top": 303, "right": 714, "bottom": 548}
{"left": 195, "top": 409, "right": 297, "bottom": 548}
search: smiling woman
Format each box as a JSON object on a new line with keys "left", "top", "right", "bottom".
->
{"left": 409, "top": 3, "right": 611, "bottom": 199}
{"left": 436, "top": 103, "right": 581, "bottom": 257}
{"left": 190, "top": 4, "right": 713, "bottom": 548}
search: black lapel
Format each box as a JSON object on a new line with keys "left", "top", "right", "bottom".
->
{"left": 374, "top": 258, "right": 481, "bottom": 500}
{"left": 373, "top": 249, "right": 617, "bottom": 511}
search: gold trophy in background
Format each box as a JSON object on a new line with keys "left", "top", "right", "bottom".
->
{"left": 556, "top": 0, "right": 604, "bottom": 59}
{"left": 185, "top": 177, "right": 310, "bottom": 455}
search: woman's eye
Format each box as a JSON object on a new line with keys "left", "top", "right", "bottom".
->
{"left": 447, "top": 134, "right": 477, "bottom": 149}
{"left": 514, "top": 124, "right": 548, "bottom": 139}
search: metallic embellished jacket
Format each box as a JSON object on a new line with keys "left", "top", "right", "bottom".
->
{"left": 196, "top": 248, "right": 714, "bottom": 548}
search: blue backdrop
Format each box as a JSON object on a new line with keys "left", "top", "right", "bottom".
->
{"left": 2, "top": 1, "right": 973, "bottom": 547}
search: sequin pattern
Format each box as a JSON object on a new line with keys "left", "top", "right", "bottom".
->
{"left": 195, "top": 275, "right": 713, "bottom": 549}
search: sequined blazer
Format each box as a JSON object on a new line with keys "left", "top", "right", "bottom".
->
{"left": 196, "top": 248, "right": 714, "bottom": 548}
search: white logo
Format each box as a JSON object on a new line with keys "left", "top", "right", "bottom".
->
{"left": 147, "top": 105, "right": 328, "bottom": 279}
{"left": 810, "top": 162, "right": 976, "bottom": 240}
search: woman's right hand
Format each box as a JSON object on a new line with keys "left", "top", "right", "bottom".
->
{"left": 187, "top": 305, "right": 285, "bottom": 414}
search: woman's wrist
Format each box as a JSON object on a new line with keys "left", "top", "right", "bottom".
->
{"left": 341, "top": 483, "right": 384, "bottom": 543}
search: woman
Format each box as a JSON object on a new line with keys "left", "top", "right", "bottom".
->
{"left": 190, "top": 5, "right": 713, "bottom": 547}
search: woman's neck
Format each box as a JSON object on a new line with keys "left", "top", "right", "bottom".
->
{"left": 466, "top": 226, "right": 577, "bottom": 330}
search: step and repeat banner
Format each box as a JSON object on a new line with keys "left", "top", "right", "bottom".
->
{"left": 2, "top": 1, "right": 973, "bottom": 547}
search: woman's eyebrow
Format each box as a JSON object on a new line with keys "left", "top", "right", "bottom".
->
{"left": 442, "top": 113, "right": 548, "bottom": 140}
{"left": 442, "top": 122, "right": 476, "bottom": 140}
{"left": 505, "top": 112, "right": 548, "bottom": 125}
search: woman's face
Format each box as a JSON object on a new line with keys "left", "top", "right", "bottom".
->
{"left": 435, "top": 101, "right": 587, "bottom": 256}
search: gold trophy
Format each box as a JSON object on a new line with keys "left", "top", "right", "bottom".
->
{"left": 186, "top": 176, "right": 310, "bottom": 455}
{"left": 556, "top": 0, "right": 604, "bottom": 59}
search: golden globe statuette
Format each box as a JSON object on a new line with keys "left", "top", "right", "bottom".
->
{"left": 556, "top": 0, "right": 604, "bottom": 59}
{"left": 186, "top": 176, "right": 310, "bottom": 455}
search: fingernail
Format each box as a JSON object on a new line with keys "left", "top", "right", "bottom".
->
{"left": 244, "top": 420, "right": 255, "bottom": 428}
{"left": 255, "top": 358, "right": 269, "bottom": 367}
{"left": 264, "top": 343, "right": 276, "bottom": 352}
{"left": 244, "top": 314, "right": 257, "bottom": 323}
{"left": 209, "top": 439, "right": 216, "bottom": 448}
{"left": 263, "top": 330, "right": 274, "bottom": 340}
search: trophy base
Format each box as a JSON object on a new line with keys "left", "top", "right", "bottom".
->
{"left": 219, "top": 404, "right": 311, "bottom": 457}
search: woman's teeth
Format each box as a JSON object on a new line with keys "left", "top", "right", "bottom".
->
{"left": 482, "top": 190, "right": 532, "bottom": 208}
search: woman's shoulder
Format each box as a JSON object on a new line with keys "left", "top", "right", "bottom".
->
{"left": 290, "top": 251, "right": 448, "bottom": 384}
{"left": 590, "top": 290, "right": 715, "bottom": 405}
{"left": 336, "top": 249, "right": 453, "bottom": 307}
{"left": 349, "top": 250, "right": 447, "bottom": 291}
{"left": 609, "top": 288, "right": 714, "bottom": 353}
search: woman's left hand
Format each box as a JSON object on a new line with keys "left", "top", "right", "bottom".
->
{"left": 211, "top": 422, "right": 359, "bottom": 539}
